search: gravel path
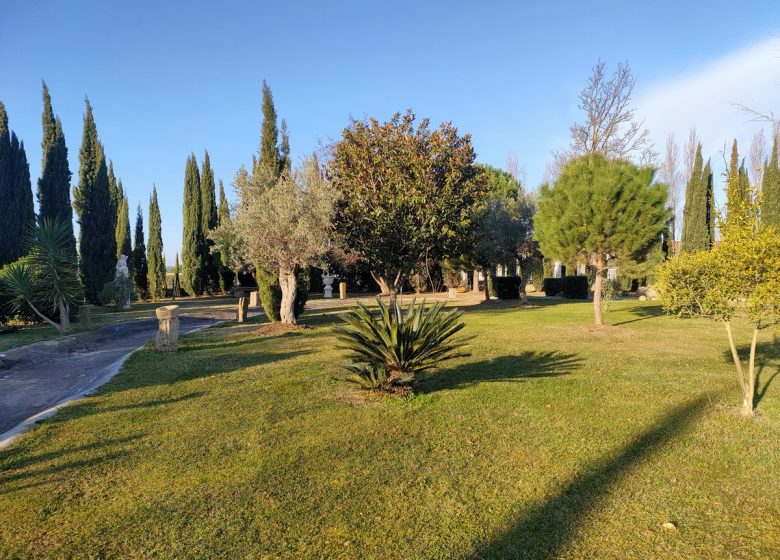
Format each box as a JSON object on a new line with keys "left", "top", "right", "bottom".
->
{"left": 0, "top": 316, "right": 218, "bottom": 446}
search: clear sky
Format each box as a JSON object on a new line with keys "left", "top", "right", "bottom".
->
{"left": 2, "top": 1, "right": 779, "bottom": 263}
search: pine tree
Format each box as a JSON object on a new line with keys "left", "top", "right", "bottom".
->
{"left": 181, "top": 154, "right": 204, "bottom": 295}
{"left": 115, "top": 191, "right": 132, "bottom": 260}
{"left": 257, "top": 80, "right": 280, "bottom": 176}
{"left": 147, "top": 186, "right": 166, "bottom": 300}
{"left": 200, "top": 150, "right": 219, "bottom": 292}
{"left": 681, "top": 143, "right": 711, "bottom": 252}
{"left": 37, "top": 82, "right": 75, "bottom": 253}
{"left": 132, "top": 204, "right": 149, "bottom": 298}
{"left": 73, "top": 99, "right": 117, "bottom": 303}
{"left": 762, "top": 134, "right": 780, "bottom": 226}
{"left": 280, "top": 119, "right": 291, "bottom": 175}
{"left": 0, "top": 104, "right": 36, "bottom": 266}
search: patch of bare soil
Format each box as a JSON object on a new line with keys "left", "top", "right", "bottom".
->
{"left": 256, "top": 323, "right": 313, "bottom": 337}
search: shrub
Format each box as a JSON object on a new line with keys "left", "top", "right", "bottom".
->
{"left": 99, "top": 281, "right": 117, "bottom": 307}
{"left": 258, "top": 267, "right": 309, "bottom": 322}
{"left": 563, "top": 275, "right": 589, "bottom": 299}
{"left": 493, "top": 276, "right": 522, "bottom": 299}
{"left": 336, "top": 298, "right": 470, "bottom": 391}
{"left": 542, "top": 277, "right": 564, "bottom": 296}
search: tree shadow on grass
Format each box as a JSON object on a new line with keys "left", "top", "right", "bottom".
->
{"left": 610, "top": 303, "right": 665, "bottom": 326}
{"left": 462, "top": 395, "right": 712, "bottom": 560}
{"left": 417, "top": 352, "right": 583, "bottom": 394}
{"left": 722, "top": 338, "right": 780, "bottom": 409}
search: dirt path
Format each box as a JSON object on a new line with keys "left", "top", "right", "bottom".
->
{"left": 0, "top": 317, "right": 219, "bottom": 445}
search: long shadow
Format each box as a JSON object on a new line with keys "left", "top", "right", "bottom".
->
{"left": 0, "top": 434, "right": 142, "bottom": 472}
{"left": 610, "top": 303, "right": 664, "bottom": 326}
{"left": 463, "top": 395, "right": 711, "bottom": 559}
{"left": 722, "top": 338, "right": 780, "bottom": 409}
{"left": 62, "top": 392, "right": 206, "bottom": 417}
{"left": 417, "top": 352, "right": 583, "bottom": 393}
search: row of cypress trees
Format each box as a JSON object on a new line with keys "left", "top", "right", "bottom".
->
{"left": 680, "top": 137, "right": 780, "bottom": 253}
{"left": 1, "top": 84, "right": 169, "bottom": 306}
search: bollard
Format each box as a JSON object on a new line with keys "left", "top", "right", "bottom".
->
{"left": 448, "top": 287, "right": 458, "bottom": 301}
{"left": 237, "top": 297, "right": 249, "bottom": 322}
{"left": 339, "top": 282, "right": 347, "bottom": 300}
{"left": 79, "top": 304, "right": 94, "bottom": 328}
{"left": 249, "top": 290, "right": 259, "bottom": 307}
{"left": 155, "top": 305, "right": 180, "bottom": 352}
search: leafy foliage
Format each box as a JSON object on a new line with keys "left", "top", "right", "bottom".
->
{"left": 147, "top": 186, "right": 166, "bottom": 300}
{"left": 680, "top": 143, "right": 714, "bottom": 253}
{"left": 336, "top": 299, "right": 470, "bottom": 390}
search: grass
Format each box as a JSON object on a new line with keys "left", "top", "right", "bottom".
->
{"left": 0, "top": 298, "right": 778, "bottom": 559}
{"left": 0, "top": 297, "right": 235, "bottom": 352}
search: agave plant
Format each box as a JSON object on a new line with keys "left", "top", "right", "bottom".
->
{"left": 335, "top": 298, "right": 470, "bottom": 390}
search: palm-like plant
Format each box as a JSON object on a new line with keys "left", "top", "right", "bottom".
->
{"left": 0, "top": 218, "right": 82, "bottom": 333}
{"left": 336, "top": 298, "right": 470, "bottom": 390}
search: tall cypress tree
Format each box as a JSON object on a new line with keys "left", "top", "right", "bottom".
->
{"left": 107, "top": 161, "right": 120, "bottom": 233}
{"left": 216, "top": 179, "right": 232, "bottom": 292}
{"left": 257, "top": 80, "right": 280, "bottom": 175}
{"left": 218, "top": 179, "right": 230, "bottom": 225}
{"left": 726, "top": 140, "right": 751, "bottom": 223}
{"left": 762, "top": 134, "right": 780, "bottom": 226}
{"left": 37, "top": 82, "right": 75, "bottom": 253}
{"left": 132, "top": 203, "right": 149, "bottom": 298}
{"left": 181, "top": 154, "right": 204, "bottom": 295}
{"left": 115, "top": 190, "right": 132, "bottom": 260}
{"left": 200, "top": 150, "right": 219, "bottom": 292}
{"left": 73, "top": 99, "right": 116, "bottom": 303}
{"left": 703, "top": 159, "right": 715, "bottom": 247}
{"left": 680, "top": 143, "right": 711, "bottom": 252}
{"left": 147, "top": 186, "right": 166, "bottom": 300}
{"left": 0, "top": 104, "right": 36, "bottom": 266}
{"left": 280, "top": 119, "right": 291, "bottom": 175}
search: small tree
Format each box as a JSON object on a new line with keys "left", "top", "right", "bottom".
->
{"left": 657, "top": 189, "right": 780, "bottom": 416}
{"left": 234, "top": 158, "right": 337, "bottom": 324}
{"left": 331, "top": 110, "right": 486, "bottom": 304}
{"left": 208, "top": 209, "right": 245, "bottom": 288}
{"left": 535, "top": 154, "right": 669, "bottom": 325}
{"left": 0, "top": 218, "right": 82, "bottom": 332}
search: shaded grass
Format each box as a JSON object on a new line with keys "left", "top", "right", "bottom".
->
{"left": 0, "top": 299, "right": 778, "bottom": 559}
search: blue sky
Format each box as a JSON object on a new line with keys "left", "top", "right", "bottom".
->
{"left": 2, "top": 1, "right": 779, "bottom": 262}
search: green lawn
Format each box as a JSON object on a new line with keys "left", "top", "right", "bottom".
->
{"left": 0, "top": 298, "right": 778, "bottom": 559}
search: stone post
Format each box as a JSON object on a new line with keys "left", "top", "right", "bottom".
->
{"left": 448, "top": 287, "right": 458, "bottom": 301}
{"left": 339, "top": 282, "right": 347, "bottom": 300}
{"left": 249, "top": 290, "right": 259, "bottom": 307}
{"left": 155, "top": 305, "right": 180, "bottom": 352}
{"left": 237, "top": 297, "right": 249, "bottom": 322}
{"left": 78, "top": 304, "right": 94, "bottom": 328}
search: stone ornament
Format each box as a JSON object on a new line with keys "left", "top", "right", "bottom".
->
{"left": 155, "top": 305, "right": 180, "bottom": 352}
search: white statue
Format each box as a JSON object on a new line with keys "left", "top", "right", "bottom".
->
{"left": 322, "top": 273, "right": 337, "bottom": 298}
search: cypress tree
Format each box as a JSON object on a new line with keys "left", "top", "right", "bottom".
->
{"left": 762, "top": 134, "right": 780, "bottom": 226}
{"left": 257, "top": 80, "right": 280, "bottom": 175}
{"left": 703, "top": 159, "right": 715, "bottom": 247}
{"left": 132, "top": 204, "right": 149, "bottom": 298}
{"left": 726, "top": 140, "right": 751, "bottom": 222}
{"left": 218, "top": 179, "right": 230, "bottom": 225}
{"left": 216, "top": 180, "right": 232, "bottom": 292}
{"left": 37, "top": 82, "right": 75, "bottom": 253}
{"left": 107, "top": 161, "right": 120, "bottom": 233}
{"left": 115, "top": 191, "right": 132, "bottom": 260}
{"left": 172, "top": 253, "right": 181, "bottom": 299}
{"left": 280, "top": 119, "right": 291, "bottom": 175}
{"left": 147, "top": 186, "right": 166, "bottom": 300}
{"left": 200, "top": 150, "right": 219, "bottom": 292}
{"left": 73, "top": 99, "right": 116, "bottom": 303}
{"left": 681, "top": 143, "right": 710, "bottom": 252}
{"left": 0, "top": 104, "right": 36, "bottom": 266}
{"left": 181, "top": 154, "right": 204, "bottom": 295}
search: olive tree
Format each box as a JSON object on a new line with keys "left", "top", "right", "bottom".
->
{"left": 657, "top": 188, "right": 780, "bottom": 417}
{"left": 233, "top": 158, "right": 337, "bottom": 324}
{"left": 331, "top": 110, "right": 486, "bottom": 304}
{"left": 535, "top": 154, "right": 669, "bottom": 325}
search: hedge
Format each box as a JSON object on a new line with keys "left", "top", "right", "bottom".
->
{"left": 563, "top": 275, "right": 589, "bottom": 299}
{"left": 542, "top": 277, "right": 564, "bottom": 296}
{"left": 493, "top": 276, "right": 522, "bottom": 299}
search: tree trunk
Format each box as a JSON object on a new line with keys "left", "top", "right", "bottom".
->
{"left": 472, "top": 269, "right": 480, "bottom": 294}
{"left": 724, "top": 321, "right": 752, "bottom": 416}
{"left": 25, "top": 299, "right": 61, "bottom": 331}
{"left": 592, "top": 255, "right": 604, "bottom": 326}
{"left": 58, "top": 300, "right": 71, "bottom": 333}
{"left": 279, "top": 267, "right": 298, "bottom": 325}
{"left": 483, "top": 269, "right": 492, "bottom": 302}
{"left": 746, "top": 327, "right": 760, "bottom": 417}
{"left": 371, "top": 272, "right": 390, "bottom": 295}
{"left": 519, "top": 260, "right": 529, "bottom": 305}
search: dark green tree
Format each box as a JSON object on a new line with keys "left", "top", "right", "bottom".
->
{"left": 762, "top": 134, "right": 780, "bottom": 226}
{"left": 0, "top": 104, "right": 35, "bottom": 266}
{"left": 535, "top": 153, "right": 669, "bottom": 325}
{"left": 107, "top": 161, "right": 120, "bottom": 233}
{"left": 216, "top": 179, "right": 232, "bottom": 291}
{"left": 680, "top": 143, "right": 712, "bottom": 253}
{"left": 703, "top": 159, "right": 715, "bottom": 246}
{"left": 257, "top": 80, "right": 280, "bottom": 175}
{"left": 172, "top": 253, "right": 181, "bottom": 299}
{"left": 181, "top": 154, "right": 204, "bottom": 295}
{"left": 73, "top": 99, "right": 116, "bottom": 303}
{"left": 280, "top": 119, "right": 291, "bottom": 175}
{"left": 115, "top": 187, "right": 132, "bottom": 261}
{"left": 726, "top": 140, "right": 751, "bottom": 224}
{"left": 37, "top": 82, "right": 75, "bottom": 253}
{"left": 132, "top": 204, "right": 148, "bottom": 298}
{"left": 200, "top": 150, "right": 219, "bottom": 292}
{"left": 147, "top": 186, "right": 166, "bottom": 300}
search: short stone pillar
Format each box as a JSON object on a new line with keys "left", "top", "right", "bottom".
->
{"left": 322, "top": 274, "right": 336, "bottom": 298}
{"left": 249, "top": 290, "right": 260, "bottom": 307}
{"left": 155, "top": 305, "right": 180, "bottom": 352}
{"left": 448, "top": 287, "right": 458, "bottom": 301}
{"left": 339, "top": 282, "right": 347, "bottom": 300}
{"left": 237, "top": 297, "right": 249, "bottom": 322}
{"left": 79, "top": 304, "right": 94, "bottom": 328}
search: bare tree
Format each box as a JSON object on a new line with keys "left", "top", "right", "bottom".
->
{"left": 569, "top": 60, "right": 657, "bottom": 164}
{"left": 661, "top": 133, "right": 681, "bottom": 242}
{"left": 750, "top": 129, "right": 768, "bottom": 188}
{"left": 682, "top": 128, "right": 699, "bottom": 186}
{"left": 505, "top": 151, "right": 527, "bottom": 186}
